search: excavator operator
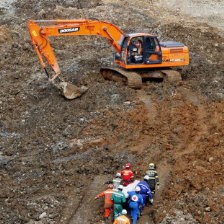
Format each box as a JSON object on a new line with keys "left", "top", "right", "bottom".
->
{"left": 129, "top": 38, "right": 143, "bottom": 64}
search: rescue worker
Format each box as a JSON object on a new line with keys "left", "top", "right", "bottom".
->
{"left": 113, "top": 209, "right": 130, "bottom": 224}
{"left": 127, "top": 186, "right": 144, "bottom": 224}
{"left": 111, "top": 185, "right": 126, "bottom": 220}
{"left": 137, "top": 175, "right": 153, "bottom": 213}
{"left": 95, "top": 184, "right": 114, "bottom": 222}
{"left": 105, "top": 173, "right": 123, "bottom": 189}
{"left": 112, "top": 173, "right": 123, "bottom": 189}
{"left": 121, "top": 163, "right": 134, "bottom": 186}
{"left": 145, "top": 163, "right": 160, "bottom": 196}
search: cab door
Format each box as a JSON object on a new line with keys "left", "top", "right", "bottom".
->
{"left": 120, "top": 37, "right": 129, "bottom": 64}
{"left": 143, "top": 36, "right": 162, "bottom": 64}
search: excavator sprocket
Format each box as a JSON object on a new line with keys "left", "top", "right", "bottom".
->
{"left": 100, "top": 67, "right": 142, "bottom": 89}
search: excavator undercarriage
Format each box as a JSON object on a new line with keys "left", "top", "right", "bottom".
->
{"left": 100, "top": 67, "right": 182, "bottom": 89}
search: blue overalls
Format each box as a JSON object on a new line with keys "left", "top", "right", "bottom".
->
{"left": 127, "top": 191, "right": 144, "bottom": 224}
{"left": 137, "top": 181, "right": 153, "bottom": 204}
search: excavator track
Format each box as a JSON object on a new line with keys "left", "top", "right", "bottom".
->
{"left": 160, "top": 69, "right": 182, "bottom": 83}
{"left": 101, "top": 67, "right": 182, "bottom": 89}
{"left": 138, "top": 69, "right": 182, "bottom": 83}
{"left": 100, "top": 67, "right": 142, "bottom": 89}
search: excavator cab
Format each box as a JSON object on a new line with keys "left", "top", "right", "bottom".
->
{"left": 108, "top": 33, "right": 188, "bottom": 87}
{"left": 119, "top": 35, "right": 162, "bottom": 66}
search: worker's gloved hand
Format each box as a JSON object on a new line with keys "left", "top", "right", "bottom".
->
{"left": 95, "top": 196, "right": 98, "bottom": 200}
{"left": 157, "top": 185, "right": 160, "bottom": 190}
{"left": 150, "top": 199, "right": 153, "bottom": 204}
{"left": 104, "top": 180, "right": 111, "bottom": 185}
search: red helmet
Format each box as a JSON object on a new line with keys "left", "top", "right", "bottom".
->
{"left": 125, "top": 163, "right": 131, "bottom": 169}
{"left": 108, "top": 184, "right": 113, "bottom": 189}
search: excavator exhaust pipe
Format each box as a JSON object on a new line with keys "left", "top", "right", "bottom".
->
{"left": 49, "top": 74, "right": 88, "bottom": 100}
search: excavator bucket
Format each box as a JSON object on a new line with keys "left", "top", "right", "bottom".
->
{"left": 60, "top": 82, "right": 88, "bottom": 100}
{"left": 49, "top": 75, "right": 88, "bottom": 99}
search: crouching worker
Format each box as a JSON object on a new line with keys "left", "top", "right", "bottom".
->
{"left": 127, "top": 186, "right": 144, "bottom": 224}
{"left": 111, "top": 185, "right": 126, "bottom": 220}
{"left": 113, "top": 209, "right": 130, "bottom": 224}
{"left": 95, "top": 184, "right": 114, "bottom": 222}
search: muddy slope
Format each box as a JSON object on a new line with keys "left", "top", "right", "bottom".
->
{"left": 0, "top": 0, "right": 224, "bottom": 224}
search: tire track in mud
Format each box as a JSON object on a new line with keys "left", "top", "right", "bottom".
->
{"left": 68, "top": 175, "right": 108, "bottom": 224}
{"left": 176, "top": 104, "right": 209, "bottom": 157}
{"left": 133, "top": 89, "right": 165, "bottom": 224}
{"left": 134, "top": 87, "right": 209, "bottom": 224}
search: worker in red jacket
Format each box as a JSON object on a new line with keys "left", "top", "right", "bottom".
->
{"left": 121, "top": 163, "right": 134, "bottom": 186}
{"left": 95, "top": 184, "right": 114, "bottom": 222}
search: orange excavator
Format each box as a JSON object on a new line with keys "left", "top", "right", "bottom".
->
{"left": 28, "top": 19, "right": 189, "bottom": 99}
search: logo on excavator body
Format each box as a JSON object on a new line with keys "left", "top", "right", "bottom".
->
{"left": 162, "top": 59, "right": 185, "bottom": 62}
{"left": 58, "top": 27, "right": 80, "bottom": 34}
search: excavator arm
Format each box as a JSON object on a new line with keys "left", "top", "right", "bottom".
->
{"left": 28, "top": 19, "right": 124, "bottom": 99}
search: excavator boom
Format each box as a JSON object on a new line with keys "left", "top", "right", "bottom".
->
{"left": 28, "top": 19, "right": 124, "bottom": 99}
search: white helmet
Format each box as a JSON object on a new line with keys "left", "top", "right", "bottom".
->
{"left": 149, "top": 163, "right": 155, "bottom": 169}
{"left": 144, "top": 175, "right": 150, "bottom": 181}
{"left": 116, "top": 173, "right": 121, "bottom": 178}
{"left": 122, "top": 209, "right": 127, "bottom": 215}
{"left": 135, "top": 186, "right": 141, "bottom": 192}
{"left": 118, "top": 185, "right": 123, "bottom": 191}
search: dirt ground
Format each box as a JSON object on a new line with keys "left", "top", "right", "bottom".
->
{"left": 0, "top": 0, "right": 224, "bottom": 224}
